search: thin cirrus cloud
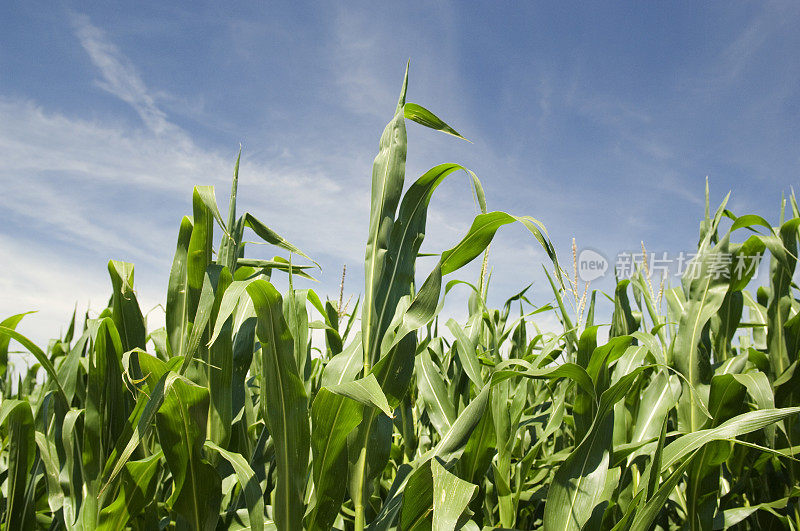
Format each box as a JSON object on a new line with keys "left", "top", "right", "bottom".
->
{"left": 72, "top": 14, "right": 173, "bottom": 138}
{"left": 1, "top": 12, "right": 482, "bottom": 354}
{"left": 0, "top": 10, "right": 555, "bottom": 359}
{"left": 0, "top": 16, "right": 369, "bottom": 348}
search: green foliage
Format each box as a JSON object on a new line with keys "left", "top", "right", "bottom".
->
{"left": 1, "top": 65, "right": 799, "bottom": 531}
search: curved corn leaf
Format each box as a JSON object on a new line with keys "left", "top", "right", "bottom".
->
{"left": 628, "top": 454, "right": 699, "bottom": 531}
{"left": 204, "top": 441, "right": 264, "bottom": 531}
{"left": 0, "top": 326, "right": 67, "bottom": 403}
{"left": 673, "top": 233, "right": 733, "bottom": 432}
{"left": 384, "top": 211, "right": 559, "bottom": 358}
{"left": 34, "top": 430, "right": 63, "bottom": 515}
{"left": 660, "top": 407, "right": 800, "bottom": 472}
{"left": 431, "top": 458, "right": 477, "bottom": 531}
{"left": 81, "top": 317, "right": 131, "bottom": 528}
{"left": 446, "top": 318, "right": 484, "bottom": 387}
{"left": 367, "top": 163, "right": 483, "bottom": 367}
{"left": 0, "top": 311, "right": 35, "bottom": 381}
{"left": 326, "top": 373, "right": 392, "bottom": 418}
{"left": 244, "top": 212, "right": 318, "bottom": 267}
{"left": 97, "top": 451, "right": 162, "bottom": 530}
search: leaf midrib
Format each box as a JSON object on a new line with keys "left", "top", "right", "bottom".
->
{"left": 264, "top": 300, "right": 292, "bottom": 528}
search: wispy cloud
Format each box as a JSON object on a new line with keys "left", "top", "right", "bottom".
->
{"left": 2, "top": 8, "right": 698, "bottom": 351}
{"left": 330, "top": 9, "right": 398, "bottom": 118}
{"left": 71, "top": 14, "right": 177, "bottom": 138}
{"left": 0, "top": 15, "right": 376, "bottom": 346}
{"left": 0, "top": 233, "right": 163, "bottom": 366}
{"left": 714, "top": 2, "right": 800, "bottom": 85}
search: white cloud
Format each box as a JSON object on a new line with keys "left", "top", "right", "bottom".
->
{"left": 0, "top": 12, "right": 577, "bottom": 354}
{"left": 71, "top": 14, "right": 176, "bottom": 138}
{"left": 0, "top": 14, "right": 374, "bottom": 264}
{"left": 713, "top": 2, "right": 800, "bottom": 85}
{"left": 0, "top": 233, "right": 153, "bottom": 355}
{"left": 0, "top": 16, "right": 374, "bottom": 348}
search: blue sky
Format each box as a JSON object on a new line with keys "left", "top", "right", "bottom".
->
{"left": 2, "top": 1, "right": 799, "bottom": 350}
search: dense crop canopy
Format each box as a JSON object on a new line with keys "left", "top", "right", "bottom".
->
{"left": 1, "top": 66, "right": 799, "bottom": 530}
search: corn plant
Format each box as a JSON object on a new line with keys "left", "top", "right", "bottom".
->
{"left": 1, "top": 65, "right": 799, "bottom": 531}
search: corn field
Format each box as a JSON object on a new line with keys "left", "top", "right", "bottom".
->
{"left": 2, "top": 66, "right": 800, "bottom": 531}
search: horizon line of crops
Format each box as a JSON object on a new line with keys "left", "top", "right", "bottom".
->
{"left": 1, "top": 63, "right": 800, "bottom": 530}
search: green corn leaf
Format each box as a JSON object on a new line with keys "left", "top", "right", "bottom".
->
{"left": 397, "top": 457, "right": 477, "bottom": 531}
{"left": 766, "top": 218, "right": 800, "bottom": 378}
{"left": 384, "top": 211, "right": 559, "bottom": 357}
{"left": 204, "top": 441, "right": 264, "bottom": 531}
{"left": 307, "top": 387, "right": 363, "bottom": 531}
{"left": 326, "top": 373, "right": 393, "bottom": 418}
{"left": 0, "top": 326, "right": 67, "bottom": 404}
{"left": 194, "top": 184, "right": 229, "bottom": 233}
{"left": 458, "top": 396, "right": 496, "bottom": 485}
{"left": 166, "top": 215, "right": 194, "bottom": 358}
{"left": 108, "top": 260, "right": 146, "bottom": 354}
{"left": 491, "top": 359, "right": 595, "bottom": 399}
{"left": 366, "top": 464, "right": 414, "bottom": 531}
{"left": 244, "top": 212, "right": 318, "bottom": 267}
{"left": 320, "top": 333, "right": 363, "bottom": 388}
{"left": 431, "top": 458, "right": 477, "bottom": 531}
{"left": 610, "top": 280, "right": 638, "bottom": 338}
{"left": 80, "top": 317, "right": 131, "bottom": 528}
{"left": 543, "top": 366, "right": 650, "bottom": 531}
{"left": 207, "top": 266, "right": 234, "bottom": 448}
{"left": 673, "top": 233, "right": 733, "bottom": 432}
{"left": 686, "top": 371, "right": 748, "bottom": 528}
{"left": 208, "top": 277, "right": 261, "bottom": 348}
{"left": 712, "top": 487, "right": 800, "bottom": 529}
{"left": 367, "top": 162, "right": 481, "bottom": 372}
{"left": 156, "top": 373, "right": 222, "bottom": 530}
{"left": 34, "top": 430, "right": 63, "bottom": 515}
{"left": 308, "top": 332, "right": 363, "bottom": 531}
{"left": 187, "top": 187, "right": 214, "bottom": 325}
{"left": 60, "top": 408, "right": 83, "bottom": 528}
{"left": 628, "top": 454, "right": 699, "bottom": 531}
{"left": 361, "top": 63, "right": 409, "bottom": 373}
{"left": 284, "top": 286, "right": 310, "bottom": 384}
{"left": 180, "top": 264, "right": 227, "bottom": 376}
{"left": 0, "top": 400, "right": 36, "bottom": 531}
{"left": 399, "top": 460, "right": 435, "bottom": 531}
{"left": 100, "top": 372, "right": 177, "bottom": 497}
{"left": 0, "top": 311, "right": 35, "bottom": 381}
{"left": 433, "top": 383, "right": 491, "bottom": 462}
{"left": 404, "top": 102, "right": 468, "bottom": 141}
{"left": 97, "top": 451, "right": 163, "bottom": 530}
{"left": 247, "top": 279, "right": 309, "bottom": 531}
{"left": 368, "top": 386, "right": 490, "bottom": 531}
{"left": 630, "top": 370, "right": 681, "bottom": 450}
{"left": 218, "top": 149, "right": 242, "bottom": 271}
{"left": 446, "top": 318, "right": 484, "bottom": 387}
{"left": 416, "top": 348, "right": 456, "bottom": 436}
{"left": 660, "top": 406, "right": 800, "bottom": 472}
